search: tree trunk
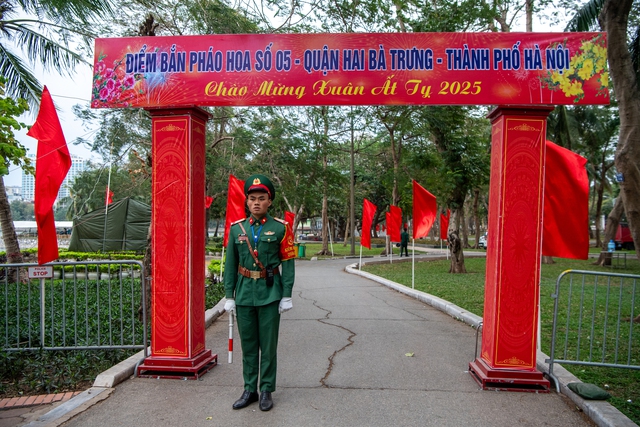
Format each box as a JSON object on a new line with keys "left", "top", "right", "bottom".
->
{"left": 472, "top": 189, "right": 480, "bottom": 249}
{"left": 0, "top": 176, "right": 23, "bottom": 275}
{"left": 343, "top": 213, "right": 350, "bottom": 247}
{"left": 600, "top": 0, "right": 640, "bottom": 262}
{"left": 541, "top": 256, "right": 555, "bottom": 264}
{"left": 594, "top": 196, "right": 624, "bottom": 266}
{"left": 448, "top": 230, "right": 467, "bottom": 273}
{"left": 461, "top": 202, "right": 469, "bottom": 248}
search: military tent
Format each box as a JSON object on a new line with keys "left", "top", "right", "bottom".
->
{"left": 68, "top": 198, "right": 150, "bottom": 252}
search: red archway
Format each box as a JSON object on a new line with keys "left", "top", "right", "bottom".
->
{"left": 92, "top": 32, "right": 609, "bottom": 387}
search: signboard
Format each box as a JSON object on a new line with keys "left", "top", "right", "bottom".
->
{"left": 28, "top": 266, "right": 53, "bottom": 279}
{"left": 92, "top": 32, "right": 609, "bottom": 108}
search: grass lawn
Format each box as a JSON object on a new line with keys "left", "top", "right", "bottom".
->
{"left": 363, "top": 253, "right": 640, "bottom": 425}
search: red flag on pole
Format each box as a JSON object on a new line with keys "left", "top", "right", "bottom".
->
{"left": 542, "top": 141, "right": 589, "bottom": 259}
{"left": 105, "top": 187, "right": 114, "bottom": 205}
{"left": 205, "top": 196, "right": 214, "bottom": 208}
{"left": 440, "top": 209, "right": 450, "bottom": 240}
{"left": 223, "top": 175, "right": 246, "bottom": 247}
{"left": 388, "top": 205, "right": 402, "bottom": 242}
{"left": 412, "top": 180, "right": 437, "bottom": 239}
{"left": 27, "top": 87, "right": 71, "bottom": 264}
{"left": 361, "top": 199, "right": 377, "bottom": 249}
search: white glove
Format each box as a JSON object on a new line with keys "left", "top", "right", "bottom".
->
{"left": 279, "top": 297, "right": 293, "bottom": 314}
{"left": 224, "top": 299, "right": 236, "bottom": 314}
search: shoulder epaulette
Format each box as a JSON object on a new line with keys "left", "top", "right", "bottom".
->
{"left": 231, "top": 218, "right": 246, "bottom": 225}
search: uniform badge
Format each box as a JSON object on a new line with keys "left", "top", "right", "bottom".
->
{"left": 253, "top": 178, "right": 261, "bottom": 185}
{"left": 265, "top": 231, "right": 275, "bottom": 235}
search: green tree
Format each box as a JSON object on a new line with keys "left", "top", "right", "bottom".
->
{"left": 563, "top": 0, "right": 640, "bottom": 261}
{"left": 0, "top": 0, "right": 115, "bottom": 109}
{"left": 9, "top": 199, "right": 34, "bottom": 220}
{"left": 0, "top": 79, "right": 31, "bottom": 264}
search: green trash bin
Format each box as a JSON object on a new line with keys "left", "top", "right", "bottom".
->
{"left": 298, "top": 243, "right": 306, "bottom": 258}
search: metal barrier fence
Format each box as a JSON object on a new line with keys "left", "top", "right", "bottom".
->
{"left": 546, "top": 269, "right": 640, "bottom": 392}
{"left": 1, "top": 260, "right": 148, "bottom": 354}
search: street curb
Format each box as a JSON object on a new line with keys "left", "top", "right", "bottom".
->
{"left": 346, "top": 262, "right": 638, "bottom": 427}
{"left": 23, "top": 387, "right": 113, "bottom": 427}
{"left": 23, "top": 299, "right": 228, "bottom": 427}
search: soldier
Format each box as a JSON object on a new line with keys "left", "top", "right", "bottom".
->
{"left": 223, "top": 174, "right": 296, "bottom": 411}
{"left": 400, "top": 227, "right": 409, "bottom": 257}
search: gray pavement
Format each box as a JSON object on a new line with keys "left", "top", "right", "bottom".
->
{"left": 19, "top": 255, "right": 637, "bottom": 427}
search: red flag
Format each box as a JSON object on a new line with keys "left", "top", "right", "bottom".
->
{"left": 543, "top": 141, "right": 589, "bottom": 259}
{"left": 361, "top": 199, "right": 377, "bottom": 249}
{"left": 223, "top": 175, "right": 246, "bottom": 247}
{"left": 205, "top": 196, "right": 213, "bottom": 208}
{"left": 27, "top": 87, "right": 71, "bottom": 264}
{"left": 440, "top": 209, "right": 450, "bottom": 240}
{"left": 284, "top": 211, "right": 295, "bottom": 228}
{"left": 105, "top": 187, "right": 114, "bottom": 205}
{"left": 388, "top": 205, "right": 402, "bottom": 242}
{"left": 412, "top": 181, "right": 437, "bottom": 239}
{"left": 284, "top": 210, "right": 295, "bottom": 237}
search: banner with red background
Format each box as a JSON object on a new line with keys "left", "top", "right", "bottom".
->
{"left": 93, "top": 32, "right": 608, "bottom": 108}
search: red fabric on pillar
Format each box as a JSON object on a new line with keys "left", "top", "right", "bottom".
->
{"left": 412, "top": 180, "right": 437, "bottom": 239}
{"left": 542, "top": 140, "right": 589, "bottom": 259}
{"left": 440, "top": 210, "right": 450, "bottom": 240}
{"left": 388, "top": 205, "right": 402, "bottom": 242}
{"left": 223, "top": 175, "right": 246, "bottom": 247}
{"left": 361, "top": 199, "right": 377, "bottom": 249}
{"left": 27, "top": 87, "right": 71, "bottom": 265}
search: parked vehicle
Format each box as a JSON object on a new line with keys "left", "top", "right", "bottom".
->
{"left": 615, "top": 223, "right": 635, "bottom": 250}
{"left": 478, "top": 232, "right": 487, "bottom": 249}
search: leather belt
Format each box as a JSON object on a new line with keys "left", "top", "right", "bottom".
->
{"left": 238, "top": 266, "right": 280, "bottom": 280}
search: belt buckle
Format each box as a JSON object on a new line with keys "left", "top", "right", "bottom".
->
{"left": 250, "top": 270, "right": 261, "bottom": 280}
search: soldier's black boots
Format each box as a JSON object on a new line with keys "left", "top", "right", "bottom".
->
{"left": 232, "top": 390, "right": 258, "bottom": 409}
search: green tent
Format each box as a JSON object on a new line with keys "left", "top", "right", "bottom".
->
{"left": 68, "top": 198, "right": 150, "bottom": 252}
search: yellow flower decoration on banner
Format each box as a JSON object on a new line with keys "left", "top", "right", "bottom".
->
{"left": 541, "top": 34, "right": 608, "bottom": 102}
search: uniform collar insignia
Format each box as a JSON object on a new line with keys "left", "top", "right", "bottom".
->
{"left": 249, "top": 216, "right": 268, "bottom": 225}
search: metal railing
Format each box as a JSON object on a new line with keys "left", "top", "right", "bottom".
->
{"left": 546, "top": 269, "right": 640, "bottom": 392}
{"left": 1, "top": 261, "right": 148, "bottom": 354}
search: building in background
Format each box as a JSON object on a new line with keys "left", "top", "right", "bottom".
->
{"left": 5, "top": 186, "right": 22, "bottom": 203}
{"left": 21, "top": 154, "right": 87, "bottom": 203}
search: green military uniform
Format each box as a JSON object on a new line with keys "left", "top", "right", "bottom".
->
{"left": 224, "top": 177, "right": 295, "bottom": 395}
{"left": 400, "top": 229, "right": 409, "bottom": 256}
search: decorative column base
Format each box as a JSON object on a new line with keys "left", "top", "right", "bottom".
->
{"left": 469, "top": 357, "right": 549, "bottom": 392}
{"left": 136, "top": 350, "right": 218, "bottom": 380}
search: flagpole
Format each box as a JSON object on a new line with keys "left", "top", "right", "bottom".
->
{"left": 411, "top": 238, "right": 415, "bottom": 289}
{"left": 359, "top": 244, "right": 362, "bottom": 270}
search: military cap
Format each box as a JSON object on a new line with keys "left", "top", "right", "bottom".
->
{"left": 244, "top": 174, "right": 276, "bottom": 200}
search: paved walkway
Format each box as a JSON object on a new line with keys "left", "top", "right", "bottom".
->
{"left": 5, "top": 255, "right": 636, "bottom": 427}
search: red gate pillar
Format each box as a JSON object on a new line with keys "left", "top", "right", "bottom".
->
{"left": 468, "top": 106, "right": 553, "bottom": 392}
{"left": 137, "top": 107, "right": 217, "bottom": 379}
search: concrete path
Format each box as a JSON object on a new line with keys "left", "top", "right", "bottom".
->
{"left": 39, "top": 257, "right": 605, "bottom": 427}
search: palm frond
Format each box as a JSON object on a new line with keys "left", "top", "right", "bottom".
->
{"left": 15, "top": 0, "right": 115, "bottom": 24}
{"left": 0, "top": 44, "right": 42, "bottom": 110}
{"left": 564, "top": 0, "right": 604, "bottom": 32}
{"left": 2, "top": 21, "right": 86, "bottom": 71}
